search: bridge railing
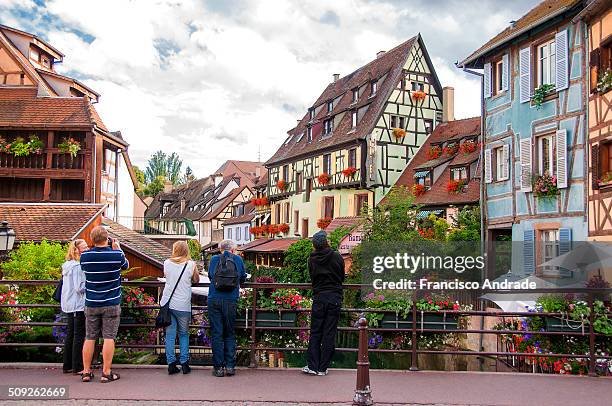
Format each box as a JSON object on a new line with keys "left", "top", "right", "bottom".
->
{"left": 0, "top": 280, "right": 611, "bottom": 376}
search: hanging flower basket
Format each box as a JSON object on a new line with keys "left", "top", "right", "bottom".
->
{"left": 460, "top": 140, "right": 478, "bottom": 154}
{"left": 426, "top": 146, "right": 442, "bottom": 160}
{"left": 392, "top": 127, "right": 406, "bottom": 140}
{"left": 342, "top": 166, "right": 357, "bottom": 178}
{"left": 58, "top": 137, "right": 81, "bottom": 158}
{"left": 412, "top": 183, "right": 426, "bottom": 196}
{"left": 412, "top": 90, "right": 426, "bottom": 101}
{"left": 317, "top": 217, "right": 332, "bottom": 229}
{"left": 318, "top": 173, "right": 331, "bottom": 185}
{"left": 533, "top": 172, "right": 559, "bottom": 198}
{"left": 278, "top": 223, "right": 290, "bottom": 234}
{"left": 276, "top": 180, "right": 288, "bottom": 191}
{"left": 447, "top": 179, "right": 467, "bottom": 193}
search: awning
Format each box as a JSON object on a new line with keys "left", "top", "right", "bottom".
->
{"left": 416, "top": 210, "right": 443, "bottom": 219}
{"left": 414, "top": 170, "right": 430, "bottom": 178}
{"left": 183, "top": 218, "right": 197, "bottom": 236}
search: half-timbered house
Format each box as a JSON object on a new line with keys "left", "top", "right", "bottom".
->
{"left": 265, "top": 35, "right": 446, "bottom": 237}
{"left": 459, "top": 0, "right": 589, "bottom": 279}
{"left": 0, "top": 24, "right": 141, "bottom": 223}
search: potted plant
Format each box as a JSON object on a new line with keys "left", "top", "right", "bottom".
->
{"left": 58, "top": 137, "right": 81, "bottom": 158}
{"left": 278, "top": 223, "right": 290, "bottom": 234}
{"left": 9, "top": 137, "right": 31, "bottom": 157}
{"left": 412, "top": 183, "right": 426, "bottom": 196}
{"left": 532, "top": 172, "right": 559, "bottom": 198}
{"left": 317, "top": 217, "right": 332, "bottom": 229}
{"left": 447, "top": 179, "right": 467, "bottom": 193}
{"left": 412, "top": 90, "right": 426, "bottom": 101}
{"left": 27, "top": 135, "right": 44, "bottom": 154}
{"left": 276, "top": 180, "right": 288, "bottom": 192}
{"left": 318, "top": 172, "right": 331, "bottom": 185}
{"left": 597, "top": 68, "right": 612, "bottom": 94}
{"left": 392, "top": 127, "right": 406, "bottom": 140}
{"left": 426, "top": 145, "right": 442, "bottom": 160}
{"left": 342, "top": 166, "right": 357, "bottom": 178}
{"left": 532, "top": 83, "right": 555, "bottom": 109}
{"left": 236, "top": 288, "right": 311, "bottom": 328}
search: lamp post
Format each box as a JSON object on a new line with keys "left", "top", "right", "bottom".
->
{"left": 0, "top": 221, "right": 16, "bottom": 261}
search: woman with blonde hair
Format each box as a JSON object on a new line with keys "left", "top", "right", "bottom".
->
{"left": 160, "top": 240, "right": 199, "bottom": 374}
{"left": 61, "top": 238, "right": 89, "bottom": 374}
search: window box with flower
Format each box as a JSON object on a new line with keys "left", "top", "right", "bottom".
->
{"left": 411, "top": 90, "right": 426, "bottom": 101}
{"left": 597, "top": 68, "right": 612, "bottom": 94}
{"left": 342, "top": 166, "right": 357, "bottom": 178}
{"left": 443, "top": 144, "right": 458, "bottom": 156}
{"left": 275, "top": 180, "right": 288, "bottom": 192}
{"left": 447, "top": 179, "right": 467, "bottom": 193}
{"left": 392, "top": 127, "right": 406, "bottom": 140}
{"left": 57, "top": 137, "right": 81, "bottom": 158}
{"left": 412, "top": 183, "right": 426, "bottom": 196}
{"left": 318, "top": 172, "right": 331, "bottom": 185}
{"left": 459, "top": 140, "right": 478, "bottom": 154}
{"left": 236, "top": 288, "right": 311, "bottom": 328}
{"left": 596, "top": 171, "right": 612, "bottom": 188}
{"left": 532, "top": 172, "right": 559, "bottom": 198}
{"left": 317, "top": 217, "right": 332, "bottom": 229}
{"left": 426, "top": 146, "right": 442, "bottom": 160}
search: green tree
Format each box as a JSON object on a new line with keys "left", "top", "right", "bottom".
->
{"left": 143, "top": 175, "right": 166, "bottom": 197}
{"left": 447, "top": 205, "right": 481, "bottom": 241}
{"left": 133, "top": 165, "right": 146, "bottom": 195}
{"left": 144, "top": 151, "right": 183, "bottom": 185}
{"left": 182, "top": 166, "right": 195, "bottom": 184}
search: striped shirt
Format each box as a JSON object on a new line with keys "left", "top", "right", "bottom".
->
{"left": 80, "top": 246, "right": 129, "bottom": 307}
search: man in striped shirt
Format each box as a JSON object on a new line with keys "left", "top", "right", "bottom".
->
{"left": 80, "top": 226, "right": 128, "bottom": 383}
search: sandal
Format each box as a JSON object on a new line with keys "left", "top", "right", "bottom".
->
{"left": 100, "top": 370, "right": 120, "bottom": 383}
{"left": 81, "top": 372, "right": 94, "bottom": 382}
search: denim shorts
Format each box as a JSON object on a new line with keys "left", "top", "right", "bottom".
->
{"left": 85, "top": 305, "right": 121, "bottom": 340}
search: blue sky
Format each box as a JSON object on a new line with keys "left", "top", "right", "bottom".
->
{"left": 0, "top": 0, "right": 539, "bottom": 176}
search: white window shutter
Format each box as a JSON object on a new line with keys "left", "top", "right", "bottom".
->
{"left": 502, "top": 144, "right": 510, "bottom": 180}
{"left": 555, "top": 29, "right": 569, "bottom": 91}
{"left": 484, "top": 62, "right": 492, "bottom": 98}
{"left": 520, "top": 138, "right": 532, "bottom": 192}
{"left": 502, "top": 53, "right": 509, "bottom": 91}
{"left": 484, "top": 148, "right": 492, "bottom": 183}
{"left": 519, "top": 47, "right": 531, "bottom": 103}
{"left": 556, "top": 128, "right": 568, "bottom": 188}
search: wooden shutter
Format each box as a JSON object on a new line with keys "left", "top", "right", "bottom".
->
{"left": 502, "top": 53, "right": 509, "bottom": 91}
{"left": 524, "top": 230, "right": 535, "bottom": 274}
{"left": 590, "top": 48, "right": 601, "bottom": 93}
{"left": 484, "top": 62, "right": 492, "bottom": 98}
{"left": 502, "top": 144, "right": 510, "bottom": 180}
{"left": 559, "top": 228, "right": 572, "bottom": 255}
{"left": 556, "top": 128, "right": 568, "bottom": 189}
{"left": 484, "top": 148, "right": 492, "bottom": 183}
{"left": 519, "top": 47, "right": 531, "bottom": 103}
{"left": 555, "top": 29, "right": 569, "bottom": 91}
{"left": 592, "top": 144, "right": 600, "bottom": 189}
{"left": 520, "top": 138, "right": 532, "bottom": 192}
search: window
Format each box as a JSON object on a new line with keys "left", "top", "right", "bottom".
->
{"left": 294, "top": 210, "right": 299, "bottom": 234}
{"left": 492, "top": 57, "right": 505, "bottom": 94}
{"left": 537, "top": 134, "right": 554, "bottom": 176}
{"left": 348, "top": 148, "right": 357, "bottom": 168}
{"left": 355, "top": 194, "right": 368, "bottom": 215}
{"left": 323, "top": 154, "right": 331, "bottom": 174}
{"left": 30, "top": 48, "right": 39, "bottom": 63}
{"left": 296, "top": 172, "right": 303, "bottom": 192}
{"left": 307, "top": 126, "right": 312, "bottom": 142}
{"left": 302, "top": 218, "right": 309, "bottom": 238}
{"left": 370, "top": 80, "right": 377, "bottom": 96}
{"left": 591, "top": 40, "right": 612, "bottom": 92}
{"left": 451, "top": 166, "right": 468, "bottom": 181}
{"left": 227, "top": 227, "right": 233, "bottom": 240}
{"left": 324, "top": 196, "right": 334, "bottom": 218}
{"left": 411, "top": 82, "right": 424, "bottom": 91}
{"left": 244, "top": 225, "right": 249, "bottom": 239}
{"left": 161, "top": 203, "right": 169, "bottom": 216}
{"left": 232, "top": 204, "right": 245, "bottom": 217}
{"left": 323, "top": 119, "right": 333, "bottom": 135}
{"left": 415, "top": 171, "right": 432, "bottom": 188}
{"left": 540, "top": 229, "right": 559, "bottom": 268}
{"left": 352, "top": 88, "right": 359, "bottom": 102}
{"left": 537, "top": 39, "right": 556, "bottom": 87}
{"left": 275, "top": 204, "right": 281, "bottom": 224}
{"left": 309, "top": 108, "right": 315, "bottom": 120}
{"left": 424, "top": 119, "right": 433, "bottom": 135}
{"left": 352, "top": 110, "right": 358, "bottom": 128}
{"left": 283, "top": 202, "right": 290, "bottom": 223}
{"left": 327, "top": 100, "right": 333, "bottom": 112}
{"left": 495, "top": 147, "right": 507, "bottom": 182}
{"left": 236, "top": 227, "right": 241, "bottom": 241}
{"left": 305, "top": 179, "right": 312, "bottom": 202}
{"left": 390, "top": 115, "right": 405, "bottom": 129}
{"left": 283, "top": 165, "right": 289, "bottom": 181}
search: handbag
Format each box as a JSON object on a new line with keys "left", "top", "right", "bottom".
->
{"left": 52, "top": 279, "right": 63, "bottom": 302}
{"left": 155, "top": 263, "right": 188, "bottom": 329}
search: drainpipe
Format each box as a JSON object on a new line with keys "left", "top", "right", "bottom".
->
{"left": 458, "top": 62, "right": 486, "bottom": 371}
{"left": 114, "top": 149, "right": 120, "bottom": 222}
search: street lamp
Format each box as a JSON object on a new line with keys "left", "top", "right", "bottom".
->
{"left": 0, "top": 221, "right": 16, "bottom": 259}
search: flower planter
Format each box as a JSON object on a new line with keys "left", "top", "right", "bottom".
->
{"left": 235, "top": 310, "right": 297, "bottom": 328}
{"left": 381, "top": 313, "right": 458, "bottom": 330}
{"left": 544, "top": 316, "right": 586, "bottom": 333}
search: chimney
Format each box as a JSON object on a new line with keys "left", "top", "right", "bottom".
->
{"left": 180, "top": 198, "right": 186, "bottom": 213}
{"left": 376, "top": 50, "right": 386, "bottom": 58}
{"left": 333, "top": 73, "right": 340, "bottom": 82}
{"left": 442, "top": 86, "right": 455, "bottom": 122}
{"left": 256, "top": 167, "right": 261, "bottom": 177}
{"left": 214, "top": 174, "right": 223, "bottom": 188}
{"left": 163, "top": 180, "right": 173, "bottom": 193}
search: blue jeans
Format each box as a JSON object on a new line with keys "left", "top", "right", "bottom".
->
{"left": 208, "top": 297, "right": 237, "bottom": 368}
{"left": 165, "top": 309, "right": 191, "bottom": 364}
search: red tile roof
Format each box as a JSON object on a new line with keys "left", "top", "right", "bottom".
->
{"left": 223, "top": 206, "right": 256, "bottom": 225}
{"left": 460, "top": 0, "right": 582, "bottom": 67}
{"left": 239, "top": 238, "right": 300, "bottom": 253}
{"left": 387, "top": 117, "right": 481, "bottom": 207}
{"left": 105, "top": 219, "right": 171, "bottom": 269}
{"left": 267, "top": 36, "right": 433, "bottom": 165}
{"left": 325, "top": 216, "right": 366, "bottom": 233}
{"left": 0, "top": 203, "right": 105, "bottom": 242}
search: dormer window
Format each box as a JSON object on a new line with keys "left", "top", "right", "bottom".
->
{"left": 414, "top": 170, "right": 432, "bottom": 188}
{"left": 370, "top": 80, "right": 378, "bottom": 96}
{"left": 352, "top": 88, "right": 359, "bottom": 103}
{"left": 30, "top": 48, "right": 39, "bottom": 64}
{"left": 327, "top": 100, "right": 333, "bottom": 113}
{"left": 323, "top": 118, "right": 333, "bottom": 135}
{"left": 307, "top": 126, "right": 313, "bottom": 142}
{"left": 309, "top": 108, "right": 315, "bottom": 120}
{"left": 161, "top": 203, "right": 169, "bottom": 216}
{"left": 352, "top": 110, "right": 358, "bottom": 128}
{"left": 451, "top": 166, "right": 468, "bottom": 181}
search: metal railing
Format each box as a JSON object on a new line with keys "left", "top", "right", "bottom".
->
{"left": 0, "top": 280, "right": 611, "bottom": 376}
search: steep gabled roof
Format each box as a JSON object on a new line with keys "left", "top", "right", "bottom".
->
{"left": 215, "top": 160, "right": 266, "bottom": 188}
{"left": 105, "top": 218, "right": 171, "bottom": 269}
{"left": 459, "top": 0, "right": 582, "bottom": 68}
{"left": 266, "top": 36, "right": 422, "bottom": 165}
{"left": 388, "top": 117, "right": 481, "bottom": 207}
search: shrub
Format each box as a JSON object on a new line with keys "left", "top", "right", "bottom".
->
{"left": 187, "top": 239, "right": 201, "bottom": 261}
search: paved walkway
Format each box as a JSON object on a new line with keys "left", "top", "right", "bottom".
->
{"left": 0, "top": 364, "right": 610, "bottom": 405}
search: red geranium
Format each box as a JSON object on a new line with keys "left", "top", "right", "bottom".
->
{"left": 276, "top": 180, "right": 288, "bottom": 191}
{"left": 342, "top": 166, "right": 357, "bottom": 178}
{"left": 317, "top": 217, "right": 332, "bottom": 229}
{"left": 412, "top": 183, "right": 426, "bottom": 196}
{"left": 278, "top": 223, "right": 290, "bottom": 234}
{"left": 318, "top": 173, "right": 331, "bottom": 185}
{"left": 426, "top": 146, "right": 442, "bottom": 160}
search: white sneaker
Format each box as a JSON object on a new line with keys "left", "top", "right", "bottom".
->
{"left": 301, "top": 366, "right": 317, "bottom": 375}
{"left": 316, "top": 370, "right": 328, "bottom": 376}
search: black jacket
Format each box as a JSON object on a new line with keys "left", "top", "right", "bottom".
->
{"left": 308, "top": 247, "right": 345, "bottom": 296}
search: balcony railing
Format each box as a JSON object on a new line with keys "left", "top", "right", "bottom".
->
{"left": 0, "top": 150, "right": 85, "bottom": 170}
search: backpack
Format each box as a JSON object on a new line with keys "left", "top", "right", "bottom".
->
{"left": 213, "top": 253, "right": 239, "bottom": 292}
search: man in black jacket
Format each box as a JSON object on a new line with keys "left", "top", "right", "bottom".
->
{"left": 303, "top": 231, "right": 345, "bottom": 376}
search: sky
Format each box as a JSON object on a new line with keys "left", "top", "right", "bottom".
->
{"left": 0, "top": 0, "right": 540, "bottom": 177}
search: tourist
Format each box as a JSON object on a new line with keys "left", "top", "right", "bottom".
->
{"left": 60, "top": 238, "right": 88, "bottom": 375}
{"left": 207, "top": 239, "right": 247, "bottom": 377}
{"left": 80, "top": 226, "right": 129, "bottom": 383}
{"left": 160, "top": 241, "right": 200, "bottom": 375}
{"left": 303, "top": 231, "right": 345, "bottom": 376}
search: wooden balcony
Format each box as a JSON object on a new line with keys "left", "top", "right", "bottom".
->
{"left": 0, "top": 149, "right": 88, "bottom": 178}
